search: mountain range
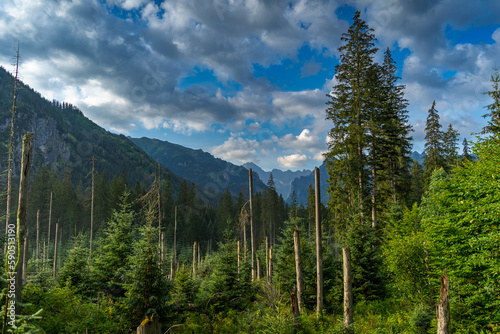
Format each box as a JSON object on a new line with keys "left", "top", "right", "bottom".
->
{"left": 130, "top": 137, "right": 267, "bottom": 200}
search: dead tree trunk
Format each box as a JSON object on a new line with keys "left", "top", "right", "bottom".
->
{"left": 315, "top": 167, "right": 323, "bottom": 315}
{"left": 22, "top": 231, "right": 28, "bottom": 283}
{"left": 293, "top": 227, "right": 304, "bottom": 312}
{"left": 192, "top": 241, "right": 197, "bottom": 278}
{"left": 157, "top": 165, "right": 161, "bottom": 249}
{"left": 53, "top": 221, "right": 59, "bottom": 278}
{"left": 14, "top": 132, "right": 33, "bottom": 302}
{"left": 291, "top": 285, "right": 299, "bottom": 325}
{"left": 265, "top": 236, "right": 269, "bottom": 282}
{"left": 437, "top": 269, "right": 450, "bottom": 334}
{"left": 47, "top": 191, "right": 52, "bottom": 262}
{"left": 58, "top": 225, "right": 62, "bottom": 269}
{"left": 371, "top": 163, "right": 377, "bottom": 229}
{"left": 161, "top": 232, "right": 165, "bottom": 266}
{"left": 343, "top": 245, "right": 353, "bottom": 327}
{"left": 90, "top": 156, "right": 95, "bottom": 259}
{"left": 256, "top": 256, "right": 260, "bottom": 280}
{"left": 249, "top": 169, "right": 255, "bottom": 281}
{"left": 4, "top": 46, "right": 20, "bottom": 255}
{"left": 267, "top": 246, "right": 273, "bottom": 284}
{"left": 237, "top": 238, "right": 241, "bottom": 275}
{"left": 36, "top": 209, "right": 40, "bottom": 263}
{"left": 170, "top": 206, "right": 177, "bottom": 280}
{"left": 137, "top": 313, "right": 161, "bottom": 334}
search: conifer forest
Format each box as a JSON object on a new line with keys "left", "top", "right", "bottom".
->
{"left": 1, "top": 10, "right": 500, "bottom": 334}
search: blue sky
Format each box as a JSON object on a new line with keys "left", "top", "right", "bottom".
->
{"left": 0, "top": 0, "right": 499, "bottom": 171}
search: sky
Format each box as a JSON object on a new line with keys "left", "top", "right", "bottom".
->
{"left": 0, "top": 0, "right": 499, "bottom": 171}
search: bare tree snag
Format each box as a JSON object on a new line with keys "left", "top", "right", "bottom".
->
{"left": 47, "top": 191, "right": 52, "bottom": 262}
{"left": 315, "top": 167, "right": 323, "bottom": 315}
{"left": 157, "top": 164, "right": 161, "bottom": 249}
{"left": 22, "top": 231, "right": 28, "bottom": 283}
{"left": 14, "top": 132, "right": 33, "bottom": 302}
{"left": 343, "top": 245, "right": 353, "bottom": 327}
{"left": 249, "top": 169, "right": 255, "bottom": 281}
{"left": 293, "top": 227, "right": 304, "bottom": 312}
{"left": 192, "top": 241, "right": 197, "bottom": 278}
{"left": 265, "top": 236, "right": 269, "bottom": 281}
{"left": 371, "top": 163, "right": 377, "bottom": 229}
{"left": 267, "top": 245, "right": 273, "bottom": 284}
{"left": 291, "top": 285, "right": 299, "bottom": 325}
{"left": 256, "top": 256, "right": 260, "bottom": 280}
{"left": 237, "top": 237, "right": 241, "bottom": 275}
{"left": 161, "top": 232, "right": 165, "bottom": 266}
{"left": 4, "top": 46, "right": 20, "bottom": 255}
{"left": 90, "top": 156, "right": 95, "bottom": 259}
{"left": 53, "top": 222, "right": 59, "bottom": 278}
{"left": 170, "top": 206, "right": 177, "bottom": 280}
{"left": 437, "top": 269, "right": 450, "bottom": 334}
{"left": 137, "top": 313, "right": 161, "bottom": 334}
{"left": 36, "top": 209, "right": 40, "bottom": 263}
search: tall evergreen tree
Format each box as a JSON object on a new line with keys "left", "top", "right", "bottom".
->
{"left": 408, "top": 160, "right": 424, "bottom": 206}
{"left": 481, "top": 67, "right": 500, "bottom": 136}
{"left": 124, "top": 204, "right": 167, "bottom": 329}
{"left": 423, "top": 101, "right": 446, "bottom": 187}
{"left": 462, "top": 138, "right": 472, "bottom": 162}
{"left": 261, "top": 173, "right": 280, "bottom": 244}
{"left": 443, "top": 123, "right": 460, "bottom": 169}
{"left": 325, "top": 10, "right": 378, "bottom": 231}
{"left": 216, "top": 189, "right": 234, "bottom": 238}
{"left": 378, "top": 48, "right": 413, "bottom": 206}
{"left": 94, "top": 192, "right": 135, "bottom": 299}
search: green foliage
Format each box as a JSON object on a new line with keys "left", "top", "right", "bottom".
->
{"left": 409, "top": 160, "right": 424, "bottom": 206}
{"left": 423, "top": 101, "right": 446, "bottom": 187}
{"left": 0, "top": 287, "right": 43, "bottom": 333}
{"left": 482, "top": 67, "right": 500, "bottom": 136}
{"left": 57, "top": 234, "right": 91, "bottom": 296}
{"left": 383, "top": 204, "right": 431, "bottom": 304}
{"left": 199, "top": 241, "right": 254, "bottom": 315}
{"left": 421, "top": 136, "right": 500, "bottom": 329}
{"left": 93, "top": 192, "right": 135, "bottom": 299}
{"left": 346, "top": 221, "right": 387, "bottom": 302}
{"left": 123, "top": 220, "right": 168, "bottom": 329}
{"left": 22, "top": 284, "right": 122, "bottom": 333}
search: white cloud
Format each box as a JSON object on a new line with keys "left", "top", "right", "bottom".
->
{"left": 278, "top": 129, "right": 323, "bottom": 152}
{"left": 210, "top": 137, "right": 260, "bottom": 164}
{"left": 278, "top": 154, "right": 309, "bottom": 169}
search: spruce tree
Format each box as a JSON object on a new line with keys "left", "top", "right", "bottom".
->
{"left": 261, "top": 173, "right": 280, "bottom": 244}
{"left": 378, "top": 48, "right": 412, "bottom": 205}
{"left": 94, "top": 192, "right": 135, "bottom": 299}
{"left": 443, "top": 123, "right": 459, "bottom": 169}
{"left": 408, "top": 160, "right": 424, "bottom": 206}
{"left": 462, "top": 138, "right": 472, "bottom": 162}
{"left": 482, "top": 67, "right": 500, "bottom": 136}
{"left": 325, "top": 10, "right": 378, "bottom": 230}
{"left": 423, "top": 101, "right": 446, "bottom": 187}
{"left": 124, "top": 204, "right": 167, "bottom": 329}
{"left": 325, "top": 10, "right": 391, "bottom": 302}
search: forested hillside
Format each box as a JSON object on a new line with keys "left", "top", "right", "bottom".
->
{"left": 130, "top": 136, "right": 268, "bottom": 199}
{"left": 1, "top": 11, "right": 499, "bottom": 334}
